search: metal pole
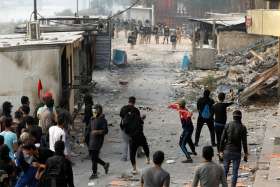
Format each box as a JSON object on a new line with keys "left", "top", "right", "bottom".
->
{"left": 76, "top": 0, "right": 79, "bottom": 16}
{"left": 212, "top": 20, "right": 216, "bottom": 48}
{"left": 34, "top": 0, "right": 38, "bottom": 21}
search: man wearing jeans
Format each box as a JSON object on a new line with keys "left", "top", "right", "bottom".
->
{"left": 120, "top": 98, "right": 135, "bottom": 161}
{"left": 220, "top": 110, "right": 248, "bottom": 187}
{"left": 120, "top": 97, "right": 144, "bottom": 161}
{"left": 213, "top": 92, "right": 234, "bottom": 159}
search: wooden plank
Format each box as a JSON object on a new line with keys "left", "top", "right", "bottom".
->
{"left": 239, "top": 64, "right": 278, "bottom": 103}
{"left": 250, "top": 50, "right": 264, "bottom": 61}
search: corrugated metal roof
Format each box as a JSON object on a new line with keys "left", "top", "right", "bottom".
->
{"left": 0, "top": 31, "right": 84, "bottom": 49}
{"left": 189, "top": 17, "right": 245, "bottom": 27}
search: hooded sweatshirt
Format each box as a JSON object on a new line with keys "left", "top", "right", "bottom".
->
{"left": 89, "top": 114, "right": 108, "bottom": 151}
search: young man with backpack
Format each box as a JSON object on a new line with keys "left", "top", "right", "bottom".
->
{"left": 120, "top": 97, "right": 150, "bottom": 174}
{"left": 195, "top": 89, "right": 216, "bottom": 147}
{"left": 169, "top": 100, "right": 197, "bottom": 163}
{"left": 44, "top": 141, "right": 74, "bottom": 187}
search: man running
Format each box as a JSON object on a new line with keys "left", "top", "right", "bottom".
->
{"left": 169, "top": 100, "right": 196, "bottom": 163}
{"left": 120, "top": 97, "right": 150, "bottom": 174}
{"left": 88, "top": 105, "right": 110, "bottom": 180}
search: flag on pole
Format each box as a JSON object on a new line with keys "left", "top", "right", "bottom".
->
{"left": 37, "top": 79, "right": 43, "bottom": 98}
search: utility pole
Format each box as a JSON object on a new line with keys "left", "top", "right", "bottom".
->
{"left": 76, "top": 0, "right": 79, "bottom": 17}
{"left": 34, "top": 0, "right": 38, "bottom": 21}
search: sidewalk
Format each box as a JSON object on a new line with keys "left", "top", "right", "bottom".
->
{"left": 253, "top": 110, "right": 280, "bottom": 187}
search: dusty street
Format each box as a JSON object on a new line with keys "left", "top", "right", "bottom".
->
{"left": 71, "top": 34, "right": 277, "bottom": 187}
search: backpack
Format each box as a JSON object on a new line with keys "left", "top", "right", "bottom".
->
{"left": 47, "top": 156, "right": 66, "bottom": 180}
{"left": 201, "top": 104, "right": 211, "bottom": 119}
{"left": 122, "top": 110, "right": 142, "bottom": 137}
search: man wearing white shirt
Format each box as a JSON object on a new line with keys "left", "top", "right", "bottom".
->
{"left": 48, "top": 113, "right": 68, "bottom": 156}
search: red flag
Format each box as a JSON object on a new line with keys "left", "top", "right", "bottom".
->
{"left": 37, "top": 79, "right": 43, "bottom": 98}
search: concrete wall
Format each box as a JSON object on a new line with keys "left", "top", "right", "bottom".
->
{"left": 194, "top": 47, "right": 216, "bottom": 70}
{"left": 217, "top": 31, "right": 261, "bottom": 54}
{"left": 0, "top": 48, "right": 61, "bottom": 112}
{"left": 247, "top": 9, "right": 280, "bottom": 37}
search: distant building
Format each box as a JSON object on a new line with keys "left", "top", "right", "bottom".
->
{"left": 0, "top": 32, "right": 85, "bottom": 112}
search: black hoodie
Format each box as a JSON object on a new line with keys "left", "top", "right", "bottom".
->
{"left": 88, "top": 115, "right": 108, "bottom": 151}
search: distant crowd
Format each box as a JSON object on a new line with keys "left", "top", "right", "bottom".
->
{"left": 0, "top": 88, "right": 248, "bottom": 187}
{"left": 112, "top": 18, "right": 184, "bottom": 49}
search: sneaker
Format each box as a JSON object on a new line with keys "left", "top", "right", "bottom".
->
{"left": 104, "top": 163, "right": 110, "bottom": 174}
{"left": 137, "top": 151, "right": 145, "bottom": 158}
{"left": 181, "top": 159, "right": 193, "bottom": 163}
{"left": 192, "top": 152, "right": 198, "bottom": 156}
{"left": 131, "top": 169, "right": 139, "bottom": 175}
{"left": 188, "top": 152, "right": 198, "bottom": 156}
{"left": 218, "top": 155, "right": 224, "bottom": 162}
{"left": 89, "top": 173, "right": 98, "bottom": 180}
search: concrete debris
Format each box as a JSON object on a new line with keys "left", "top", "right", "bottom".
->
{"left": 214, "top": 39, "right": 279, "bottom": 104}
{"left": 166, "top": 160, "right": 176, "bottom": 164}
{"left": 119, "top": 80, "right": 129, "bottom": 86}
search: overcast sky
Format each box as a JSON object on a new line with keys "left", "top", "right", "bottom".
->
{"left": 0, "top": 0, "right": 90, "bottom": 22}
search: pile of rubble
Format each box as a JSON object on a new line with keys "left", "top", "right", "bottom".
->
{"left": 215, "top": 38, "right": 279, "bottom": 104}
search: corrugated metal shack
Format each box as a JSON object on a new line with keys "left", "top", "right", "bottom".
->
{"left": 15, "top": 16, "right": 112, "bottom": 70}
{"left": 0, "top": 16, "right": 113, "bottom": 112}
{"left": 0, "top": 32, "right": 85, "bottom": 113}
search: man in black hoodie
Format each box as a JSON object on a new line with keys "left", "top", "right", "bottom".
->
{"left": 88, "top": 104, "right": 110, "bottom": 180}
{"left": 44, "top": 141, "right": 74, "bottom": 187}
{"left": 195, "top": 89, "right": 216, "bottom": 146}
{"left": 120, "top": 97, "right": 150, "bottom": 174}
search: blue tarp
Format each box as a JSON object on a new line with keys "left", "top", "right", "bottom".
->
{"left": 113, "top": 49, "right": 127, "bottom": 65}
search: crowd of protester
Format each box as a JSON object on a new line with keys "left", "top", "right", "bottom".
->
{"left": 0, "top": 93, "right": 74, "bottom": 187}
{"left": 0, "top": 88, "right": 248, "bottom": 187}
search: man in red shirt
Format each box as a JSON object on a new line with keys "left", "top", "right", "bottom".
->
{"left": 169, "top": 100, "right": 197, "bottom": 163}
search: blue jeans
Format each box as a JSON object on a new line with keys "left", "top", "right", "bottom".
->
{"left": 179, "top": 129, "right": 195, "bottom": 159}
{"left": 15, "top": 166, "right": 38, "bottom": 187}
{"left": 224, "top": 157, "right": 241, "bottom": 187}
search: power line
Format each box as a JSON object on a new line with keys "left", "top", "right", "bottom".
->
{"left": 108, "top": 0, "right": 141, "bottom": 20}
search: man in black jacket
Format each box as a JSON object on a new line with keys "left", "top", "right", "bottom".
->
{"left": 88, "top": 104, "right": 110, "bottom": 180}
{"left": 195, "top": 89, "right": 216, "bottom": 146}
{"left": 220, "top": 110, "right": 248, "bottom": 187}
{"left": 120, "top": 97, "right": 150, "bottom": 174}
{"left": 44, "top": 141, "right": 74, "bottom": 187}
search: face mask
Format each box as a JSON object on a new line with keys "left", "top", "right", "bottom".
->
{"left": 23, "top": 153, "right": 34, "bottom": 164}
{"left": 92, "top": 109, "right": 97, "bottom": 118}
